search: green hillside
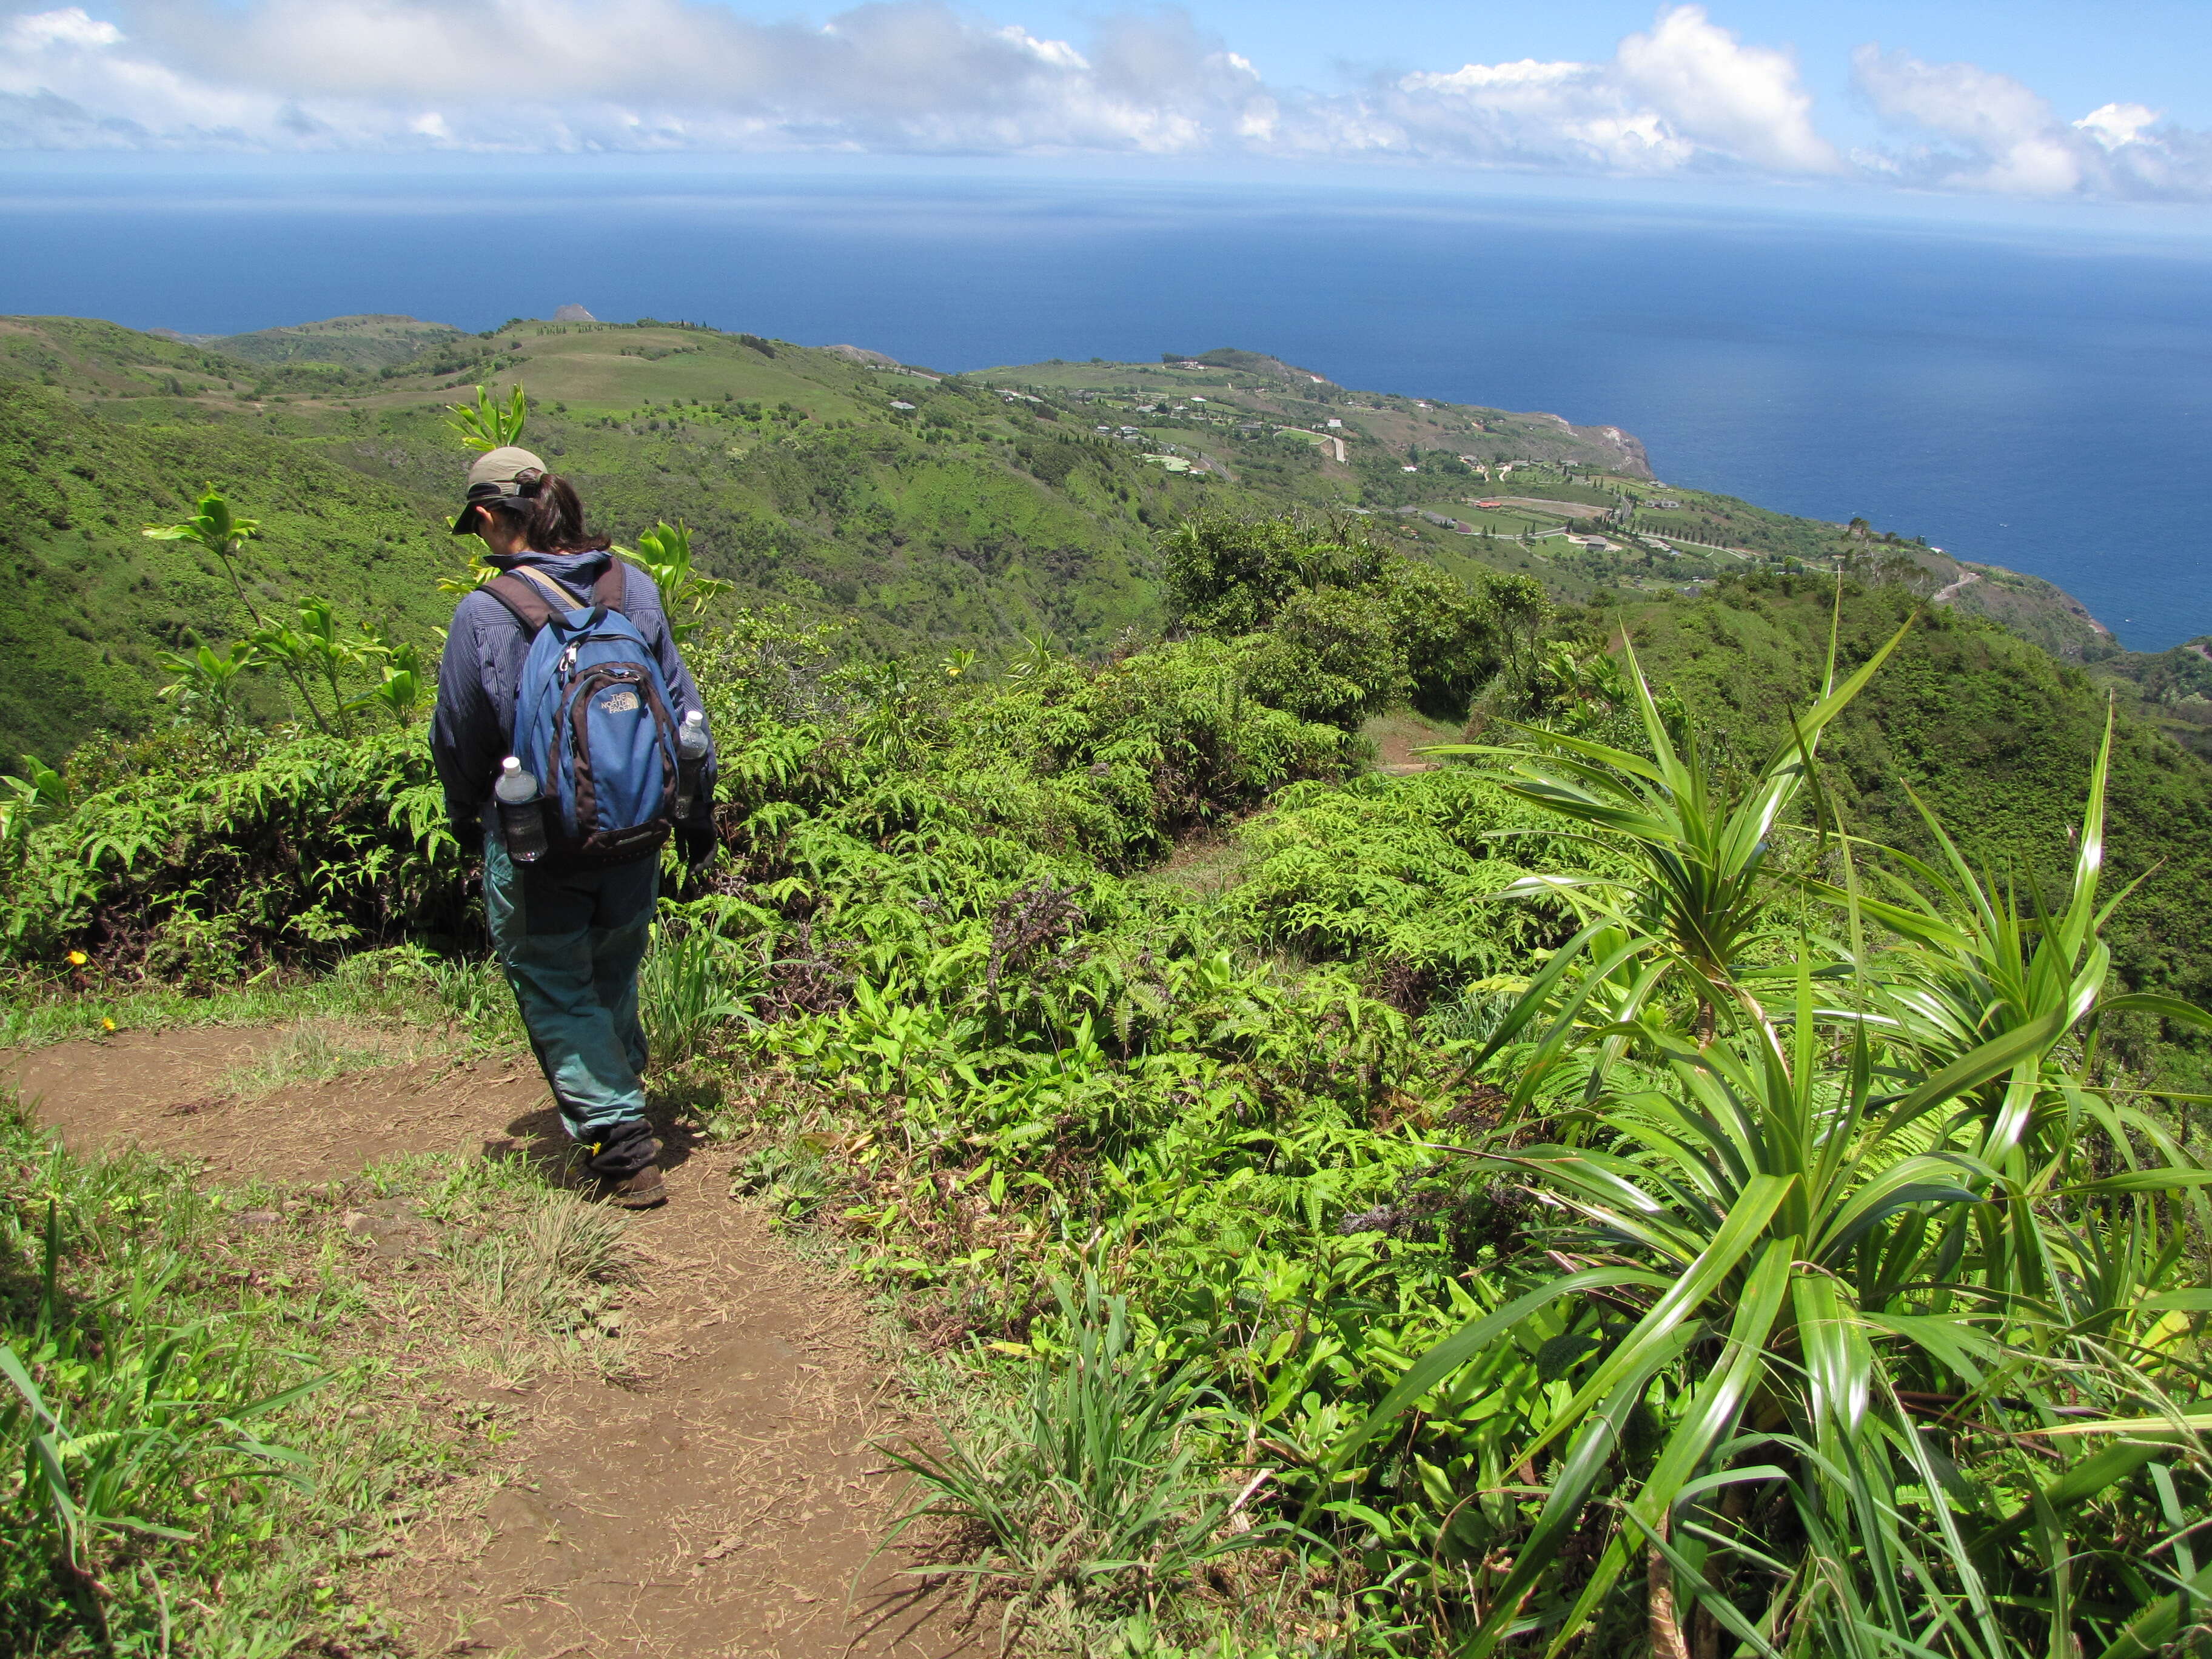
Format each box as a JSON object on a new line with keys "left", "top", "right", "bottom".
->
{"left": 0, "top": 378, "right": 457, "bottom": 758}
{"left": 206, "top": 313, "right": 466, "bottom": 370}
{"left": 0, "top": 309, "right": 2122, "bottom": 762}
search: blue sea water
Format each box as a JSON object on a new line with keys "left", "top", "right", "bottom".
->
{"left": 2, "top": 163, "right": 2208, "bottom": 649}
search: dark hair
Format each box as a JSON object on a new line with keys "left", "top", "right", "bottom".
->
{"left": 488, "top": 471, "right": 610, "bottom": 553}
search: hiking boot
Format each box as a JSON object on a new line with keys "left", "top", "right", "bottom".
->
{"left": 605, "top": 1162, "right": 667, "bottom": 1208}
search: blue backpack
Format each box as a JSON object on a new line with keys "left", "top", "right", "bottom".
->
{"left": 488, "top": 562, "right": 680, "bottom": 864}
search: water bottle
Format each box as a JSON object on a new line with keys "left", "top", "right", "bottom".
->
{"left": 673, "top": 708, "right": 709, "bottom": 819}
{"left": 494, "top": 756, "right": 548, "bottom": 863}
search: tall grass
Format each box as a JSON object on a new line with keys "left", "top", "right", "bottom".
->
{"left": 0, "top": 1098, "right": 326, "bottom": 1654}
{"left": 638, "top": 897, "right": 771, "bottom": 1067}
{"left": 882, "top": 1276, "right": 1271, "bottom": 1622}
{"left": 451, "top": 1188, "right": 630, "bottom": 1341}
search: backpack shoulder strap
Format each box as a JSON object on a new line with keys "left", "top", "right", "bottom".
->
{"left": 483, "top": 571, "right": 559, "bottom": 636}
{"left": 486, "top": 563, "right": 617, "bottom": 635}
{"left": 592, "top": 560, "right": 628, "bottom": 614}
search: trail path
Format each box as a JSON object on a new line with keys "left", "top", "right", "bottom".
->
{"left": 1931, "top": 568, "right": 1983, "bottom": 605}
{"left": 5, "top": 1028, "right": 972, "bottom": 1659}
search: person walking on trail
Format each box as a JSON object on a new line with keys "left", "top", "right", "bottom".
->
{"left": 431, "top": 446, "right": 717, "bottom": 1209}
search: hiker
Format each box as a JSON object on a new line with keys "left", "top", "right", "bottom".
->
{"left": 430, "top": 446, "right": 717, "bottom": 1208}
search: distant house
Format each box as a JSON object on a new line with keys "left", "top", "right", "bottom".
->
{"left": 890, "top": 400, "right": 916, "bottom": 411}
{"left": 1401, "top": 464, "right": 1418, "bottom": 472}
{"left": 1475, "top": 498, "right": 1506, "bottom": 509}
{"left": 1327, "top": 418, "right": 1343, "bottom": 428}
{"left": 1649, "top": 498, "right": 1681, "bottom": 509}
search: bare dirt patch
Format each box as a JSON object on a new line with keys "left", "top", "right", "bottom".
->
{"left": 384, "top": 1158, "right": 971, "bottom": 1659}
{"left": 7, "top": 1028, "right": 545, "bottom": 1184}
{"left": 10, "top": 1027, "right": 974, "bottom": 1659}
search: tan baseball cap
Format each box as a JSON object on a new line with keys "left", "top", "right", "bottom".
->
{"left": 451, "top": 445, "right": 548, "bottom": 534}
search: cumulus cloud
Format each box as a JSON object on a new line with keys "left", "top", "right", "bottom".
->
{"left": 1850, "top": 44, "right": 2212, "bottom": 200}
{"left": 1614, "top": 5, "right": 1834, "bottom": 173}
{"left": 0, "top": 0, "right": 1280, "bottom": 153}
{"left": 1342, "top": 6, "right": 1837, "bottom": 176}
{"left": 2, "top": 1, "right": 2210, "bottom": 203}
{"left": 0, "top": 1, "right": 1840, "bottom": 166}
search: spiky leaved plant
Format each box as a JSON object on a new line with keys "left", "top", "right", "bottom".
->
{"left": 1432, "top": 601, "right": 1908, "bottom": 1091}
{"left": 1335, "top": 660, "right": 2212, "bottom": 1658}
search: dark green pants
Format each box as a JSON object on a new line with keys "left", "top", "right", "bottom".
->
{"left": 483, "top": 831, "right": 657, "bottom": 1149}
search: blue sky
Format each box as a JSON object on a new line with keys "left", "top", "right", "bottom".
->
{"left": 6, "top": 1, "right": 2212, "bottom": 213}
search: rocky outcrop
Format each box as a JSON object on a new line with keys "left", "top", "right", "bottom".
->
{"left": 822, "top": 343, "right": 902, "bottom": 368}
{"left": 1572, "top": 421, "right": 1655, "bottom": 481}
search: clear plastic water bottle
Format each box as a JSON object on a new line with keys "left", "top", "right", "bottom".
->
{"left": 673, "top": 708, "right": 709, "bottom": 819}
{"left": 494, "top": 756, "right": 549, "bottom": 863}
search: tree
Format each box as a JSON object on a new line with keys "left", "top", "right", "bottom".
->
{"left": 622, "top": 522, "right": 732, "bottom": 647}
{"left": 156, "top": 638, "right": 260, "bottom": 728}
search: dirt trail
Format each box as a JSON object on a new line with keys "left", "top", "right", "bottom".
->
{"left": 1931, "top": 568, "right": 1983, "bottom": 606}
{"left": 7, "top": 1027, "right": 973, "bottom": 1659}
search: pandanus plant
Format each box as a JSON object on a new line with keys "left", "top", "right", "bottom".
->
{"left": 1432, "top": 606, "right": 1908, "bottom": 1102}
{"left": 1808, "top": 705, "right": 2212, "bottom": 1187}
{"left": 1337, "top": 640, "right": 2212, "bottom": 1657}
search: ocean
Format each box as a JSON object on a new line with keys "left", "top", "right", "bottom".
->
{"left": 3, "top": 163, "right": 2208, "bottom": 650}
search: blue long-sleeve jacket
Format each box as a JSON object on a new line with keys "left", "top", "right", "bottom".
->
{"left": 430, "top": 549, "right": 716, "bottom": 845}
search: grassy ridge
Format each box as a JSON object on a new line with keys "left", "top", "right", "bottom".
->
{"left": 1, "top": 307, "right": 2120, "bottom": 764}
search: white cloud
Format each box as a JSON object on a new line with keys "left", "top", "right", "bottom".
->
{"left": 1851, "top": 44, "right": 2212, "bottom": 200}
{"left": 1851, "top": 45, "right": 2080, "bottom": 193}
{"left": 7, "top": 6, "right": 117, "bottom": 48}
{"left": 1, "top": 1, "right": 2209, "bottom": 204}
{"left": 2076, "top": 101, "right": 2159, "bottom": 150}
{"left": 1615, "top": 5, "right": 1835, "bottom": 173}
{"left": 0, "top": 0, "right": 1278, "bottom": 153}
{"left": 1371, "top": 7, "right": 1836, "bottom": 177}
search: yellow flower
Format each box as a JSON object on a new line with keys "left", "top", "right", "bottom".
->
{"left": 66, "top": 950, "right": 87, "bottom": 967}
{"left": 101, "top": 1018, "right": 116, "bottom": 1031}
